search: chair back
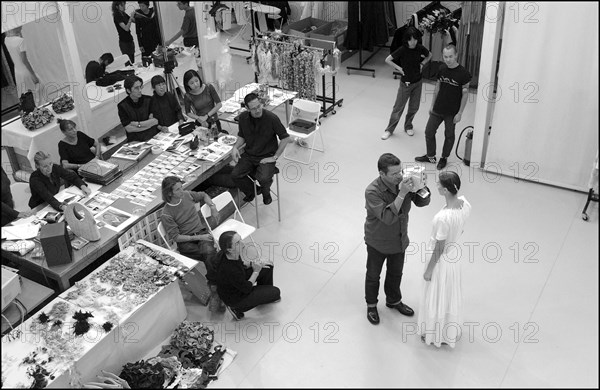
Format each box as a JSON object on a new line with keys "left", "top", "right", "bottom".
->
{"left": 10, "top": 183, "right": 32, "bottom": 212}
{"left": 200, "top": 191, "right": 246, "bottom": 231}
{"left": 289, "top": 99, "right": 321, "bottom": 126}
{"left": 157, "top": 221, "right": 177, "bottom": 252}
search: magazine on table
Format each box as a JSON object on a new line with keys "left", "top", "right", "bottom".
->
{"left": 196, "top": 142, "right": 232, "bottom": 163}
{"left": 82, "top": 192, "right": 120, "bottom": 216}
{"left": 112, "top": 141, "right": 152, "bottom": 161}
{"left": 95, "top": 206, "right": 136, "bottom": 232}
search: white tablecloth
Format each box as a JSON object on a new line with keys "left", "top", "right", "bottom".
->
{"left": 1, "top": 50, "right": 198, "bottom": 168}
{"left": 1, "top": 241, "right": 196, "bottom": 388}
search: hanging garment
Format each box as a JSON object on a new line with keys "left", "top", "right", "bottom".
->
{"left": 344, "top": 1, "right": 389, "bottom": 51}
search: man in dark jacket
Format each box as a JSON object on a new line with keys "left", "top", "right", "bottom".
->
{"left": 364, "top": 153, "right": 431, "bottom": 325}
{"left": 85, "top": 53, "right": 114, "bottom": 83}
{"left": 149, "top": 75, "right": 186, "bottom": 131}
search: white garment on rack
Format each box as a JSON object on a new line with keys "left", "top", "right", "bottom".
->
{"left": 4, "top": 36, "right": 38, "bottom": 99}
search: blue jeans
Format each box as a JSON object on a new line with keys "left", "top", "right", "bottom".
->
{"left": 425, "top": 111, "right": 456, "bottom": 158}
{"left": 384, "top": 80, "right": 423, "bottom": 134}
{"left": 365, "top": 244, "right": 405, "bottom": 306}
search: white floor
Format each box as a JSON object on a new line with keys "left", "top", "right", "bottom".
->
{"left": 179, "top": 48, "right": 599, "bottom": 388}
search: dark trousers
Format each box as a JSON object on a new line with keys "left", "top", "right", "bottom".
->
{"left": 183, "top": 36, "right": 199, "bottom": 48}
{"left": 178, "top": 240, "right": 218, "bottom": 283}
{"left": 233, "top": 266, "right": 280, "bottom": 313}
{"left": 365, "top": 244, "right": 405, "bottom": 306}
{"left": 384, "top": 80, "right": 422, "bottom": 134}
{"left": 231, "top": 154, "right": 277, "bottom": 197}
{"left": 425, "top": 111, "right": 456, "bottom": 158}
{"left": 119, "top": 40, "right": 135, "bottom": 65}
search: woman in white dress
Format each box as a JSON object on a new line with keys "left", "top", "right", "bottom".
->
{"left": 4, "top": 26, "right": 40, "bottom": 103}
{"left": 418, "top": 171, "right": 471, "bottom": 348}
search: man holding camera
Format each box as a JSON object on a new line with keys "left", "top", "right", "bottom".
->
{"left": 363, "top": 153, "right": 431, "bottom": 325}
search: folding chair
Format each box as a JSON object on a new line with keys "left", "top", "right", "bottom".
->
{"left": 157, "top": 221, "right": 178, "bottom": 252}
{"left": 283, "top": 99, "right": 324, "bottom": 165}
{"left": 245, "top": 167, "right": 281, "bottom": 228}
{"left": 200, "top": 191, "right": 257, "bottom": 249}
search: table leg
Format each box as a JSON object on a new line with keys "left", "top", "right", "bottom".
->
{"left": 57, "top": 276, "right": 71, "bottom": 292}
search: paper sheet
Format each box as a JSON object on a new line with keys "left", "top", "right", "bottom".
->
{"left": 1, "top": 223, "right": 40, "bottom": 240}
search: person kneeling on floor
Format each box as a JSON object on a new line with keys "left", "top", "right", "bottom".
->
{"left": 215, "top": 231, "right": 280, "bottom": 320}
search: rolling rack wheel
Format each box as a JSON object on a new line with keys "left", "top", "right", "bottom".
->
{"left": 332, "top": 110, "right": 336, "bottom": 115}
{"left": 581, "top": 188, "right": 598, "bottom": 221}
{"left": 582, "top": 213, "right": 588, "bottom": 221}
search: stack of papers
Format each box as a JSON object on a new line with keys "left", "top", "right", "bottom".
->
{"left": 196, "top": 142, "right": 232, "bottom": 163}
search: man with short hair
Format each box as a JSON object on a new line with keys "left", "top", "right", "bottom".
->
{"left": 364, "top": 153, "right": 431, "bottom": 325}
{"left": 230, "top": 93, "right": 292, "bottom": 205}
{"left": 415, "top": 44, "right": 471, "bottom": 170}
{"left": 85, "top": 53, "right": 114, "bottom": 83}
{"left": 150, "top": 75, "right": 186, "bottom": 132}
{"left": 164, "top": 1, "right": 199, "bottom": 48}
{"left": 117, "top": 75, "right": 162, "bottom": 142}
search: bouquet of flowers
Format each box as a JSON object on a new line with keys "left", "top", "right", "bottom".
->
{"left": 51, "top": 94, "right": 75, "bottom": 113}
{"left": 21, "top": 107, "right": 54, "bottom": 130}
{"left": 419, "top": 9, "right": 456, "bottom": 34}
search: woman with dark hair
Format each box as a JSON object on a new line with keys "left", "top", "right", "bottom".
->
{"left": 215, "top": 231, "right": 280, "bottom": 320}
{"left": 57, "top": 119, "right": 102, "bottom": 171}
{"left": 112, "top": 1, "right": 136, "bottom": 65}
{"left": 381, "top": 26, "right": 432, "bottom": 140}
{"left": 418, "top": 171, "right": 472, "bottom": 348}
{"left": 159, "top": 176, "right": 219, "bottom": 280}
{"left": 182, "top": 69, "right": 225, "bottom": 134}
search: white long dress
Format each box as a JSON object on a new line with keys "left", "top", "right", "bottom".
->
{"left": 4, "top": 36, "right": 38, "bottom": 99}
{"left": 418, "top": 195, "right": 471, "bottom": 348}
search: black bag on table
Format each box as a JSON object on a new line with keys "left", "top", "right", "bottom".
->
{"left": 95, "top": 69, "right": 136, "bottom": 87}
{"left": 19, "top": 90, "right": 36, "bottom": 114}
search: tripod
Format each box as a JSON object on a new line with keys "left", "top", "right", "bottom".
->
{"left": 163, "top": 61, "right": 185, "bottom": 106}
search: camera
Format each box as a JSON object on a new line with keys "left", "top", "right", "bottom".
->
{"left": 403, "top": 166, "right": 426, "bottom": 190}
{"left": 164, "top": 60, "right": 176, "bottom": 74}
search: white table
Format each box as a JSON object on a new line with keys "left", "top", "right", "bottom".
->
{"left": 0, "top": 241, "right": 195, "bottom": 388}
{"left": 1, "top": 50, "right": 198, "bottom": 168}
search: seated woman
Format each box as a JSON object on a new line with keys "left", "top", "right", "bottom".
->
{"left": 215, "top": 231, "right": 280, "bottom": 320}
{"left": 29, "top": 151, "right": 91, "bottom": 211}
{"left": 160, "top": 176, "right": 219, "bottom": 281}
{"left": 182, "top": 69, "right": 226, "bottom": 134}
{"left": 57, "top": 119, "right": 102, "bottom": 172}
{"left": 2, "top": 167, "right": 33, "bottom": 226}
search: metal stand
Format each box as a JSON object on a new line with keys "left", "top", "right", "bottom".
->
{"left": 582, "top": 189, "right": 598, "bottom": 221}
{"left": 316, "top": 73, "right": 343, "bottom": 117}
{"left": 346, "top": 2, "right": 383, "bottom": 78}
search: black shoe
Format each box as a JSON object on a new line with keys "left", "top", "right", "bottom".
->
{"left": 243, "top": 193, "right": 255, "bottom": 203}
{"left": 367, "top": 307, "right": 380, "bottom": 325}
{"left": 415, "top": 155, "right": 436, "bottom": 164}
{"left": 386, "top": 302, "right": 414, "bottom": 317}
{"left": 437, "top": 157, "right": 447, "bottom": 170}
{"left": 227, "top": 306, "right": 244, "bottom": 320}
{"left": 263, "top": 193, "right": 272, "bottom": 205}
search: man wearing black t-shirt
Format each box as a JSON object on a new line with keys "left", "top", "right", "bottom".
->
{"left": 381, "top": 27, "right": 431, "bottom": 140}
{"left": 230, "top": 93, "right": 291, "bottom": 205}
{"left": 117, "top": 76, "right": 160, "bottom": 142}
{"left": 416, "top": 45, "right": 471, "bottom": 170}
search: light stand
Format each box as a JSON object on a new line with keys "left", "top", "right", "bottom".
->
{"left": 154, "top": 1, "right": 184, "bottom": 105}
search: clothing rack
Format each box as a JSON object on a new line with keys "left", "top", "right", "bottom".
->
{"left": 252, "top": 33, "right": 343, "bottom": 117}
{"left": 346, "top": 2, "right": 388, "bottom": 78}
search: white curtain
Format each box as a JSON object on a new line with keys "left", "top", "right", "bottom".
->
{"left": 485, "top": 2, "right": 599, "bottom": 191}
{"left": 5, "top": 1, "right": 190, "bottom": 104}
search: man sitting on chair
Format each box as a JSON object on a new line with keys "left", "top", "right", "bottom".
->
{"left": 231, "top": 92, "right": 291, "bottom": 205}
{"left": 160, "top": 176, "right": 219, "bottom": 281}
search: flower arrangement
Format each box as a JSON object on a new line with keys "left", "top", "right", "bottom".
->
{"left": 419, "top": 9, "right": 456, "bottom": 34}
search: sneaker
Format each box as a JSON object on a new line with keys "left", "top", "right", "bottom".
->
{"left": 405, "top": 128, "right": 415, "bottom": 136}
{"left": 226, "top": 306, "right": 244, "bottom": 321}
{"left": 381, "top": 131, "right": 392, "bottom": 140}
{"left": 367, "top": 307, "right": 380, "bottom": 325}
{"left": 415, "top": 155, "right": 436, "bottom": 164}
{"left": 243, "top": 193, "right": 255, "bottom": 203}
{"left": 437, "top": 157, "right": 447, "bottom": 170}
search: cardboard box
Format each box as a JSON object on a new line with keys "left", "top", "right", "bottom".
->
{"left": 285, "top": 17, "right": 330, "bottom": 39}
{"left": 40, "top": 222, "right": 73, "bottom": 267}
{"left": 1, "top": 267, "right": 21, "bottom": 311}
{"left": 308, "top": 20, "right": 348, "bottom": 50}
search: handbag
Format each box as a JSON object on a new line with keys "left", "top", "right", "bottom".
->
{"left": 178, "top": 122, "right": 196, "bottom": 136}
{"left": 19, "top": 91, "right": 36, "bottom": 114}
